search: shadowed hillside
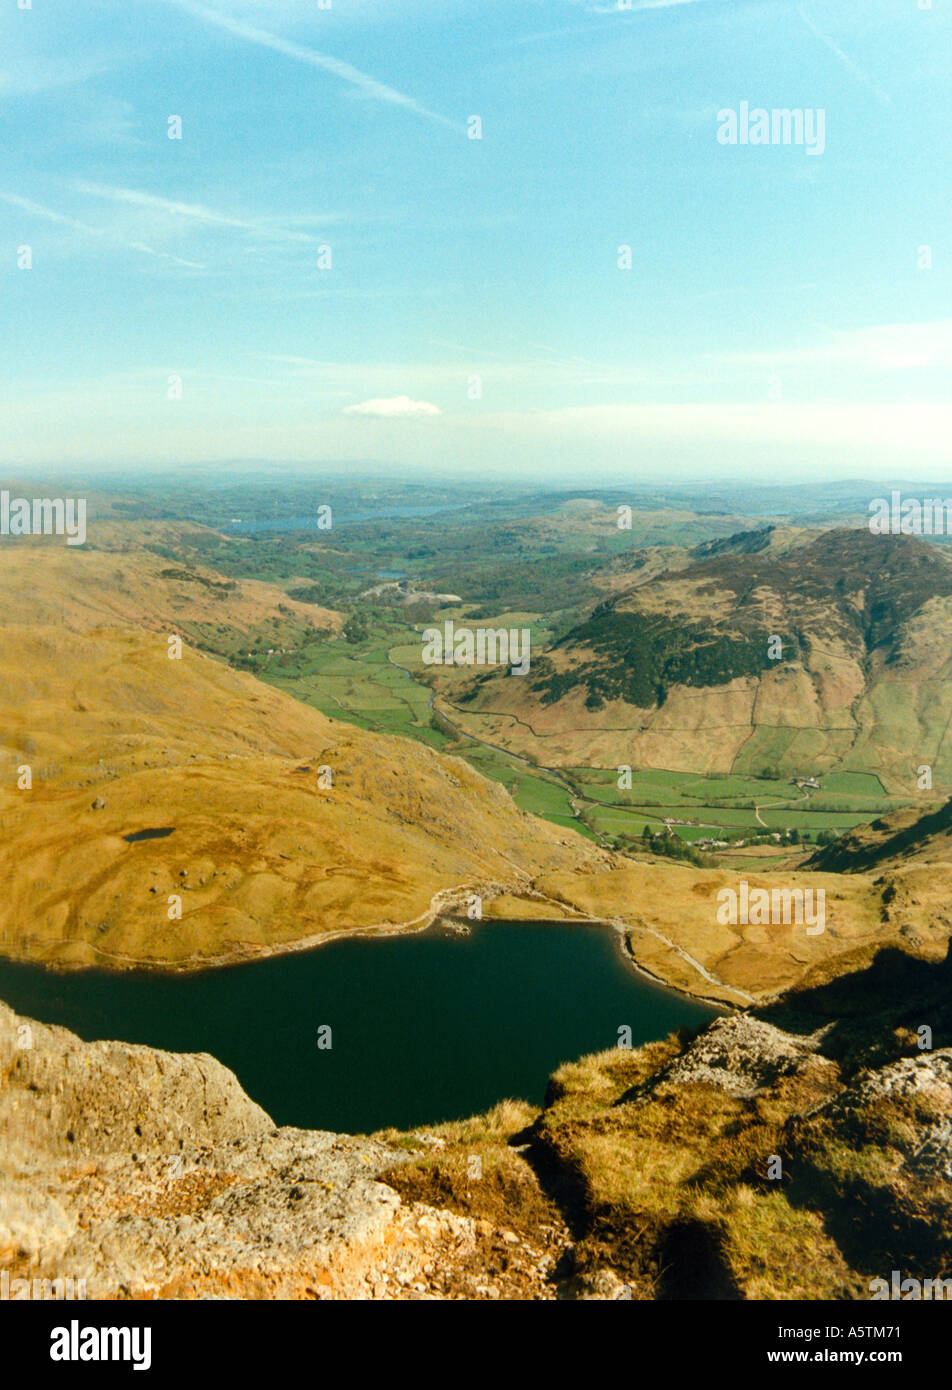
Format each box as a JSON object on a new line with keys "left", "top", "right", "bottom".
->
{"left": 808, "top": 796, "right": 952, "bottom": 874}
{"left": 379, "top": 943, "right": 952, "bottom": 1299}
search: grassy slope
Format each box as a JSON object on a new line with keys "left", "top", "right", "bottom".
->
{"left": 0, "top": 533, "right": 606, "bottom": 969}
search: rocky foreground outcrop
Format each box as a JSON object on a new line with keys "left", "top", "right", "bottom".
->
{"left": 3, "top": 943, "right": 952, "bottom": 1301}
{"left": 0, "top": 1002, "right": 562, "bottom": 1300}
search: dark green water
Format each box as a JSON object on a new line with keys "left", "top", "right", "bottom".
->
{"left": 0, "top": 922, "right": 715, "bottom": 1134}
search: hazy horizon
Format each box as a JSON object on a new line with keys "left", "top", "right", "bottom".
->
{"left": 2, "top": 0, "right": 949, "bottom": 478}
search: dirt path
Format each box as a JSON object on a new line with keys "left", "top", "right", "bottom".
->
{"left": 753, "top": 785, "right": 810, "bottom": 828}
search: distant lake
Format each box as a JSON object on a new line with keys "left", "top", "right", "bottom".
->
{"left": 223, "top": 505, "right": 458, "bottom": 533}
{"left": 0, "top": 922, "right": 716, "bottom": 1134}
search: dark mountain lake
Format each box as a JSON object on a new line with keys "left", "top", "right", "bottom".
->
{"left": 0, "top": 922, "right": 716, "bottom": 1135}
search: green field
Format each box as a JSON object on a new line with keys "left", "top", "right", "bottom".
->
{"left": 248, "top": 617, "right": 908, "bottom": 855}
{"left": 264, "top": 637, "right": 447, "bottom": 748}
{"left": 565, "top": 766, "right": 906, "bottom": 848}
{"left": 176, "top": 553, "right": 914, "bottom": 861}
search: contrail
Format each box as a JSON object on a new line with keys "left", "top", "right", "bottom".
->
{"left": 0, "top": 192, "right": 205, "bottom": 267}
{"left": 72, "top": 182, "right": 319, "bottom": 243}
{"left": 172, "top": 0, "right": 462, "bottom": 132}
{"left": 796, "top": 5, "right": 892, "bottom": 108}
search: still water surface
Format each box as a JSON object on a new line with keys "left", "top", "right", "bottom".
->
{"left": 0, "top": 922, "right": 716, "bottom": 1134}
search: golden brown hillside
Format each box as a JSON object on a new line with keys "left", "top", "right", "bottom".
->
{"left": 0, "top": 521, "right": 340, "bottom": 635}
{"left": 0, "top": 616, "right": 605, "bottom": 969}
{"left": 482, "top": 847, "right": 952, "bottom": 1006}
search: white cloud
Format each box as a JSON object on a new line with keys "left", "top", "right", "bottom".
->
{"left": 343, "top": 395, "right": 441, "bottom": 417}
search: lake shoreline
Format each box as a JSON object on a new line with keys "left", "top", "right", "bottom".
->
{"left": 0, "top": 885, "right": 740, "bottom": 1010}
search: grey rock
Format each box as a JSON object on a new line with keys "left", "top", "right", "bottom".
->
{"left": 638, "top": 1014, "right": 832, "bottom": 1099}
{"left": 0, "top": 1001, "right": 413, "bottom": 1299}
{"left": 815, "top": 1049, "right": 952, "bottom": 1182}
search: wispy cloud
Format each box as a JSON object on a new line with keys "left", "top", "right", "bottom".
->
{"left": 71, "top": 181, "right": 330, "bottom": 243}
{"left": 796, "top": 5, "right": 892, "bottom": 108}
{"left": 72, "top": 97, "right": 144, "bottom": 150}
{"left": 710, "top": 322, "right": 952, "bottom": 372}
{"left": 171, "top": 0, "right": 462, "bottom": 131}
{"left": 0, "top": 54, "right": 114, "bottom": 98}
{"left": 0, "top": 192, "right": 205, "bottom": 268}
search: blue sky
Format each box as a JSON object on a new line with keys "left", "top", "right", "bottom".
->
{"left": 1, "top": 0, "right": 949, "bottom": 480}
